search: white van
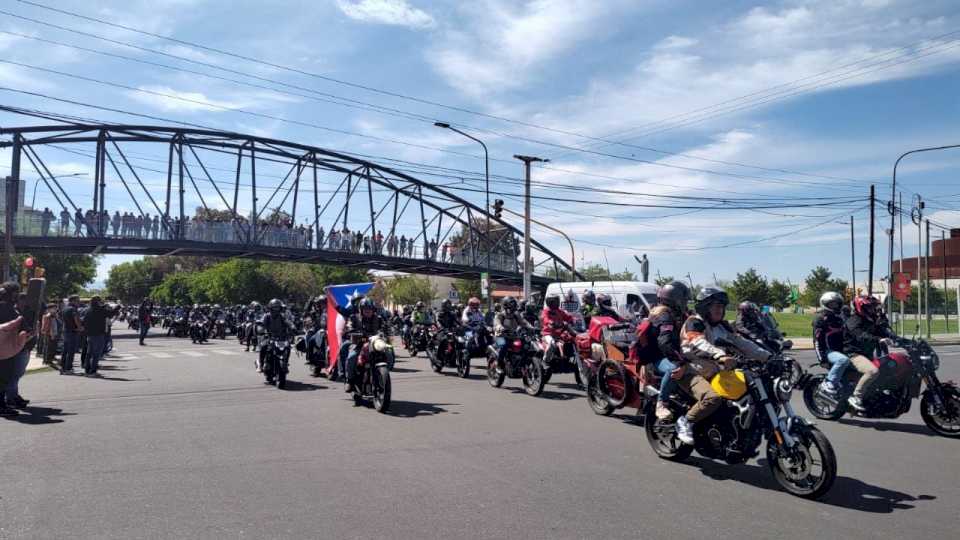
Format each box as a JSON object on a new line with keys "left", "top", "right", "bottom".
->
{"left": 545, "top": 281, "right": 660, "bottom": 320}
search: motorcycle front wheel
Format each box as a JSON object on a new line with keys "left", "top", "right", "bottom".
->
{"left": 920, "top": 386, "right": 960, "bottom": 438}
{"left": 522, "top": 360, "right": 545, "bottom": 397}
{"left": 373, "top": 365, "right": 391, "bottom": 413}
{"left": 487, "top": 351, "right": 505, "bottom": 388}
{"left": 644, "top": 407, "right": 692, "bottom": 461}
{"left": 428, "top": 348, "right": 443, "bottom": 373}
{"left": 801, "top": 375, "right": 846, "bottom": 421}
{"left": 457, "top": 349, "right": 471, "bottom": 378}
{"left": 766, "top": 426, "right": 837, "bottom": 500}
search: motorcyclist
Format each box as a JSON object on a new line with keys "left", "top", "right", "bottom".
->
{"left": 677, "top": 287, "right": 770, "bottom": 444}
{"left": 736, "top": 301, "right": 792, "bottom": 352}
{"left": 595, "top": 293, "right": 622, "bottom": 321}
{"left": 304, "top": 294, "right": 327, "bottom": 363}
{"left": 335, "top": 294, "right": 365, "bottom": 380}
{"left": 843, "top": 295, "right": 894, "bottom": 412}
{"left": 493, "top": 296, "right": 535, "bottom": 371}
{"left": 258, "top": 298, "right": 296, "bottom": 373}
{"left": 541, "top": 292, "right": 575, "bottom": 370}
{"left": 434, "top": 299, "right": 461, "bottom": 355}
{"left": 813, "top": 292, "right": 850, "bottom": 396}
{"left": 580, "top": 290, "right": 597, "bottom": 325}
{"left": 244, "top": 301, "right": 262, "bottom": 351}
{"left": 344, "top": 298, "right": 387, "bottom": 393}
{"left": 522, "top": 300, "right": 540, "bottom": 329}
{"left": 189, "top": 303, "right": 208, "bottom": 342}
{"left": 461, "top": 297, "right": 488, "bottom": 350}
{"left": 631, "top": 281, "right": 690, "bottom": 421}
{"left": 561, "top": 289, "right": 585, "bottom": 331}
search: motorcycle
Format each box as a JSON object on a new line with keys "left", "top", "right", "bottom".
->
{"left": 801, "top": 337, "right": 960, "bottom": 437}
{"left": 296, "top": 316, "right": 329, "bottom": 378}
{"left": 168, "top": 316, "right": 188, "bottom": 338}
{"left": 644, "top": 353, "right": 837, "bottom": 499}
{"left": 347, "top": 332, "right": 392, "bottom": 413}
{"left": 261, "top": 337, "right": 291, "bottom": 389}
{"left": 214, "top": 317, "right": 227, "bottom": 340}
{"left": 189, "top": 318, "right": 209, "bottom": 343}
{"left": 407, "top": 324, "right": 431, "bottom": 357}
{"left": 486, "top": 327, "right": 545, "bottom": 396}
{"left": 540, "top": 323, "right": 583, "bottom": 386}
{"left": 428, "top": 327, "right": 470, "bottom": 378}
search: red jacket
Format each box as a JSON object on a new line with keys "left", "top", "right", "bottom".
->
{"left": 541, "top": 307, "right": 574, "bottom": 338}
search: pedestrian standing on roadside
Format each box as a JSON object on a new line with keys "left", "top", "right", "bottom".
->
{"left": 0, "top": 284, "right": 31, "bottom": 411}
{"left": 60, "top": 295, "right": 82, "bottom": 374}
{"left": 0, "top": 283, "right": 24, "bottom": 416}
{"left": 82, "top": 296, "right": 113, "bottom": 376}
{"left": 138, "top": 298, "right": 153, "bottom": 346}
{"left": 40, "top": 303, "right": 59, "bottom": 366}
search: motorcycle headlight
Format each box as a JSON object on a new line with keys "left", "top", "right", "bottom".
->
{"left": 920, "top": 354, "right": 939, "bottom": 371}
{"left": 774, "top": 377, "right": 793, "bottom": 403}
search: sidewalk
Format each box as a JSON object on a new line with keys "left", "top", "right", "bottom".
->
{"left": 25, "top": 351, "right": 51, "bottom": 373}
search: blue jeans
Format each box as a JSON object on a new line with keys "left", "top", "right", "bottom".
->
{"left": 654, "top": 358, "right": 678, "bottom": 402}
{"left": 139, "top": 322, "right": 149, "bottom": 342}
{"left": 86, "top": 335, "right": 106, "bottom": 374}
{"left": 495, "top": 336, "right": 508, "bottom": 365}
{"left": 825, "top": 351, "right": 851, "bottom": 385}
{"left": 62, "top": 331, "right": 80, "bottom": 370}
{"left": 337, "top": 341, "right": 351, "bottom": 378}
{"left": 3, "top": 349, "right": 30, "bottom": 402}
{"left": 345, "top": 350, "right": 359, "bottom": 383}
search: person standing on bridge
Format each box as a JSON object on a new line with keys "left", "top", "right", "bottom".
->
{"left": 59, "top": 208, "right": 70, "bottom": 236}
{"left": 74, "top": 208, "right": 83, "bottom": 236}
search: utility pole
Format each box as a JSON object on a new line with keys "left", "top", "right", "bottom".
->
{"left": 899, "top": 192, "right": 904, "bottom": 335}
{"left": 868, "top": 184, "right": 875, "bottom": 295}
{"left": 3, "top": 135, "right": 22, "bottom": 282}
{"left": 849, "top": 215, "right": 855, "bottom": 292}
{"left": 911, "top": 194, "right": 924, "bottom": 335}
{"left": 514, "top": 155, "right": 548, "bottom": 300}
{"left": 926, "top": 219, "right": 931, "bottom": 338}
{"left": 942, "top": 229, "right": 949, "bottom": 334}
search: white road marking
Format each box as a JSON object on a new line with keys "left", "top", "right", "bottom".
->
{"left": 149, "top": 352, "right": 173, "bottom": 358}
{"left": 182, "top": 351, "right": 205, "bottom": 357}
{"left": 210, "top": 349, "right": 239, "bottom": 355}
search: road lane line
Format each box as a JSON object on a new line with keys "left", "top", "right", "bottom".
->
{"left": 149, "top": 352, "right": 173, "bottom": 358}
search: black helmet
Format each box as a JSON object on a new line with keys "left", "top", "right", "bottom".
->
{"left": 525, "top": 302, "right": 538, "bottom": 315}
{"left": 657, "top": 281, "right": 690, "bottom": 314}
{"left": 441, "top": 298, "right": 452, "bottom": 311}
{"left": 695, "top": 287, "right": 729, "bottom": 320}
{"left": 350, "top": 294, "right": 363, "bottom": 307}
{"left": 359, "top": 297, "right": 376, "bottom": 312}
{"left": 545, "top": 292, "right": 560, "bottom": 310}
{"left": 597, "top": 293, "right": 613, "bottom": 308}
{"left": 502, "top": 296, "right": 518, "bottom": 313}
{"left": 582, "top": 290, "right": 596, "bottom": 305}
{"left": 315, "top": 294, "right": 326, "bottom": 305}
{"left": 415, "top": 301, "right": 425, "bottom": 310}
{"left": 268, "top": 298, "right": 283, "bottom": 312}
{"left": 738, "top": 301, "right": 759, "bottom": 318}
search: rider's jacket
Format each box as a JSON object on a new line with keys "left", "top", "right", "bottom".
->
{"left": 461, "top": 307, "right": 485, "bottom": 329}
{"left": 580, "top": 303, "right": 597, "bottom": 323}
{"left": 262, "top": 311, "right": 294, "bottom": 340}
{"left": 348, "top": 313, "right": 384, "bottom": 338}
{"left": 494, "top": 310, "right": 533, "bottom": 337}
{"left": 437, "top": 309, "right": 460, "bottom": 330}
{"left": 681, "top": 314, "right": 770, "bottom": 375}
{"left": 843, "top": 314, "right": 894, "bottom": 357}
{"left": 736, "top": 312, "right": 782, "bottom": 351}
{"left": 190, "top": 310, "right": 206, "bottom": 322}
{"left": 540, "top": 307, "right": 573, "bottom": 338}
{"left": 413, "top": 309, "right": 434, "bottom": 326}
{"left": 595, "top": 305, "right": 622, "bottom": 322}
{"left": 813, "top": 309, "right": 845, "bottom": 361}
{"left": 632, "top": 306, "right": 684, "bottom": 365}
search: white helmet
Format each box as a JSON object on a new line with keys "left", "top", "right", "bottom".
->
{"left": 819, "top": 291, "right": 844, "bottom": 313}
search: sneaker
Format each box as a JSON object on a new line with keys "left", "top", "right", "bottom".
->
{"left": 848, "top": 396, "right": 867, "bottom": 412}
{"left": 675, "top": 416, "right": 695, "bottom": 445}
{"left": 819, "top": 381, "right": 839, "bottom": 396}
{"left": 12, "top": 396, "right": 29, "bottom": 408}
{"left": 345, "top": 382, "right": 355, "bottom": 394}
{"left": 655, "top": 401, "right": 674, "bottom": 421}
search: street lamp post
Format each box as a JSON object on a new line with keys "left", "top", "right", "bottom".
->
{"left": 514, "top": 155, "right": 549, "bottom": 300}
{"left": 434, "top": 122, "right": 492, "bottom": 308}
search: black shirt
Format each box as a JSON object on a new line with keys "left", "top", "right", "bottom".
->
{"left": 83, "top": 305, "right": 111, "bottom": 336}
{"left": 0, "top": 301, "right": 19, "bottom": 325}
{"left": 63, "top": 305, "right": 80, "bottom": 332}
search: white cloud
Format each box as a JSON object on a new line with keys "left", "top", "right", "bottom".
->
{"left": 654, "top": 35, "right": 699, "bottom": 50}
{"left": 127, "top": 85, "right": 245, "bottom": 113}
{"left": 336, "top": 0, "right": 435, "bottom": 29}
{"left": 427, "top": 0, "right": 636, "bottom": 98}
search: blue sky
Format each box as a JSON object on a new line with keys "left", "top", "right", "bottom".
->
{"left": 1, "top": 0, "right": 959, "bottom": 289}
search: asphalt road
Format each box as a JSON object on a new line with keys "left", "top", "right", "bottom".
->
{"left": 2, "top": 329, "right": 958, "bottom": 540}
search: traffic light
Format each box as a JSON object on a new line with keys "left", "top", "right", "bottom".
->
{"left": 493, "top": 199, "right": 504, "bottom": 219}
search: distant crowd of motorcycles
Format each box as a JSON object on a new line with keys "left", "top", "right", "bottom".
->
{"left": 122, "top": 281, "right": 959, "bottom": 501}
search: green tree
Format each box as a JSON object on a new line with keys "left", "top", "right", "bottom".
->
{"left": 730, "top": 268, "right": 771, "bottom": 305}
{"left": 655, "top": 275, "right": 675, "bottom": 287}
{"left": 18, "top": 251, "right": 98, "bottom": 300}
{"left": 106, "top": 259, "right": 165, "bottom": 303}
{"left": 150, "top": 273, "right": 196, "bottom": 305}
{"left": 801, "top": 266, "right": 848, "bottom": 307}
{"left": 385, "top": 275, "right": 435, "bottom": 306}
{"left": 452, "top": 278, "right": 482, "bottom": 301}
{"left": 769, "top": 279, "right": 792, "bottom": 310}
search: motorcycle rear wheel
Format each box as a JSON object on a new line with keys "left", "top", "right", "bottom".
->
{"left": 766, "top": 426, "right": 836, "bottom": 500}
{"left": 644, "top": 407, "right": 692, "bottom": 461}
{"left": 487, "top": 352, "right": 505, "bottom": 388}
{"left": 801, "top": 375, "right": 846, "bottom": 421}
{"left": 920, "top": 387, "right": 960, "bottom": 438}
{"left": 373, "top": 365, "right": 391, "bottom": 413}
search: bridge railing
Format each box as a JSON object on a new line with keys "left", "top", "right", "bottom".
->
{"left": 4, "top": 211, "right": 543, "bottom": 275}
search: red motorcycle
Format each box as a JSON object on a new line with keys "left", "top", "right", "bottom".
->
{"left": 801, "top": 337, "right": 960, "bottom": 437}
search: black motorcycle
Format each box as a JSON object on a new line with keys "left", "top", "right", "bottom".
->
{"left": 407, "top": 324, "right": 432, "bottom": 357}
{"left": 801, "top": 338, "right": 960, "bottom": 437}
{"left": 168, "top": 316, "right": 188, "bottom": 338}
{"left": 486, "top": 328, "right": 545, "bottom": 396}
{"left": 214, "top": 317, "right": 227, "bottom": 340}
{"left": 645, "top": 354, "right": 837, "bottom": 499}
{"left": 189, "top": 318, "right": 209, "bottom": 343}
{"left": 297, "top": 317, "right": 328, "bottom": 378}
{"left": 428, "top": 327, "right": 470, "bottom": 378}
{"left": 347, "top": 332, "right": 392, "bottom": 413}
{"left": 261, "top": 337, "right": 291, "bottom": 389}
